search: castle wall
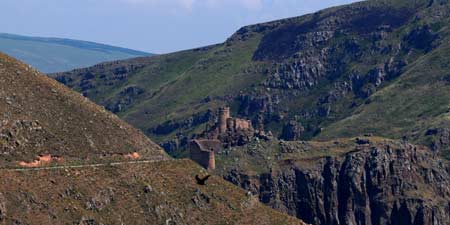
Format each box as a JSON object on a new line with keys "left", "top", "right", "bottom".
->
{"left": 226, "top": 118, "right": 252, "bottom": 132}
{"left": 190, "top": 144, "right": 211, "bottom": 169}
{"left": 189, "top": 139, "right": 220, "bottom": 170}
{"left": 226, "top": 118, "right": 234, "bottom": 132}
{"left": 234, "top": 118, "right": 252, "bottom": 130}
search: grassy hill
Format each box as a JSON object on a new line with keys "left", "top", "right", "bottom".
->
{"left": 0, "top": 52, "right": 306, "bottom": 224}
{"left": 318, "top": 39, "right": 450, "bottom": 151}
{"left": 0, "top": 33, "right": 152, "bottom": 73}
{"left": 53, "top": 0, "right": 450, "bottom": 159}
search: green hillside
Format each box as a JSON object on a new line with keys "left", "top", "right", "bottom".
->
{"left": 319, "top": 40, "right": 450, "bottom": 142}
{"left": 0, "top": 33, "right": 152, "bottom": 73}
{"left": 53, "top": 0, "right": 450, "bottom": 159}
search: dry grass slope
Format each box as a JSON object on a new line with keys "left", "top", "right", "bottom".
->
{"left": 0, "top": 52, "right": 168, "bottom": 166}
{"left": 0, "top": 160, "right": 306, "bottom": 225}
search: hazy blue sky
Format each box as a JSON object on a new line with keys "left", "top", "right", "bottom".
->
{"left": 0, "top": 0, "right": 360, "bottom": 53}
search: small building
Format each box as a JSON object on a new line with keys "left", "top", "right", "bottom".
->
{"left": 189, "top": 139, "right": 221, "bottom": 170}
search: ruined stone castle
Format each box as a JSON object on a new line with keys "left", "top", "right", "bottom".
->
{"left": 190, "top": 106, "right": 254, "bottom": 170}
{"left": 217, "top": 106, "right": 253, "bottom": 137}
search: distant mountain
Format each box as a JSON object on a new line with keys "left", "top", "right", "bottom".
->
{"left": 0, "top": 33, "right": 152, "bottom": 73}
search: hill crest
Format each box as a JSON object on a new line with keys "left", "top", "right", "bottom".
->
{"left": 0, "top": 33, "right": 152, "bottom": 73}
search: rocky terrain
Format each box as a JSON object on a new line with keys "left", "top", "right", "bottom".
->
{"left": 0, "top": 53, "right": 305, "bottom": 224}
{"left": 0, "top": 160, "right": 305, "bottom": 225}
{"left": 217, "top": 137, "right": 450, "bottom": 225}
{"left": 52, "top": 0, "right": 450, "bottom": 160}
{"left": 0, "top": 52, "right": 166, "bottom": 166}
{"left": 49, "top": 0, "right": 450, "bottom": 224}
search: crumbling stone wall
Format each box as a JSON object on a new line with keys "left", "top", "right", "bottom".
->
{"left": 189, "top": 139, "right": 220, "bottom": 170}
{"left": 227, "top": 118, "right": 252, "bottom": 131}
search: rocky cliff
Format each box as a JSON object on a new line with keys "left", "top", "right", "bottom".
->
{"left": 220, "top": 138, "right": 450, "bottom": 225}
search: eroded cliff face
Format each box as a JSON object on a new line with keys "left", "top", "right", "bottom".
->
{"left": 224, "top": 142, "right": 450, "bottom": 225}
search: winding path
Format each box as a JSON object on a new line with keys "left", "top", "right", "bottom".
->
{"left": 2, "top": 159, "right": 166, "bottom": 172}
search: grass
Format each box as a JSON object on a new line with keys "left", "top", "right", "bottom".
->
{"left": 0, "top": 52, "right": 168, "bottom": 166}
{"left": 52, "top": 0, "right": 450, "bottom": 160}
{"left": 0, "top": 159, "right": 305, "bottom": 225}
{"left": 215, "top": 136, "right": 400, "bottom": 175}
{"left": 318, "top": 39, "right": 450, "bottom": 159}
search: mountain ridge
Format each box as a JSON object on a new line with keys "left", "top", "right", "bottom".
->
{"left": 52, "top": 0, "right": 450, "bottom": 159}
{"left": 0, "top": 33, "right": 150, "bottom": 55}
{"left": 0, "top": 33, "right": 152, "bottom": 73}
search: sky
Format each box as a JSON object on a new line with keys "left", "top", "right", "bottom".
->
{"left": 0, "top": 0, "right": 360, "bottom": 54}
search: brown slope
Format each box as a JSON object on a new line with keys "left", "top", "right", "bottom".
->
{"left": 0, "top": 160, "right": 306, "bottom": 225}
{"left": 0, "top": 53, "right": 307, "bottom": 224}
{"left": 0, "top": 52, "right": 167, "bottom": 166}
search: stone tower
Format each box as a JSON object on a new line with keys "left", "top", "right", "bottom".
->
{"left": 208, "top": 149, "right": 215, "bottom": 170}
{"left": 218, "top": 107, "right": 230, "bottom": 133}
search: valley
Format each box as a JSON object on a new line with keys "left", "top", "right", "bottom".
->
{"left": 53, "top": 0, "right": 450, "bottom": 161}
{"left": 1, "top": 0, "right": 450, "bottom": 224}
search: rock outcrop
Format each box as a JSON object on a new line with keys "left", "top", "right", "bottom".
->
{"left": 280, "top": 121, "right": 305, "bottom": 141}
{"left": 225, "top": 141, "right": 450, "bottom": 225}
{"left": 425, "top": 127, "right": 450, "bottom": 152}
{"left": 0, "top": 193, "right": 6, "bottom": 221}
